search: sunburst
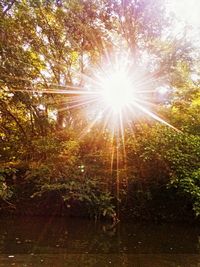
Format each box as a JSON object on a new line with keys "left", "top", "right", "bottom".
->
{"left": 81, "top": 53, "right": 178, "bottom": 136}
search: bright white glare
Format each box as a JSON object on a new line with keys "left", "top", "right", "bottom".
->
{"left": 100, "top": 70, "right": 134, "bottom": 113}
{"left": 49, "top": 110, "right": 57, "bottom": 121}
{"left": 191, "top": 73, "right": 200, "bottom": 82}
{"left": 85, "top": 53, "right": 179, "bottom": 133}
{"left": 157, "top": 86, "right": 168, "bottom": 95}
{"left": 38, "top": 104, "right": 45, "bottom": 111}
{"left": 167, "top": 0, "right": 200, "bottom": 27}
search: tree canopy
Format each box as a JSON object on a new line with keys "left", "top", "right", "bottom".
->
{"left": 0, "top": 0, "right": 200, "bottom": 221}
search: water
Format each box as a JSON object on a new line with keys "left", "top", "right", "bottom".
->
{"left": 0, "top": 217, "right": 200, "bottom": 266}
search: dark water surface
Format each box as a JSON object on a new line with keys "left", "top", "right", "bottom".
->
{"left": 0, "top": 217, "right": 200, "bottom": 266}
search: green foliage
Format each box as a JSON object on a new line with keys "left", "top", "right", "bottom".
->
{"left": 126, "top": 124, "right": 200, "bottom": 217}
{"left": 169, "top": 169, "right": 200, "bottom": 216}
{"left": 32, "top": 178, "right": 115, "bottom": 220}
{"left": 0, "top": 167, "right": 15, "bottom": 200}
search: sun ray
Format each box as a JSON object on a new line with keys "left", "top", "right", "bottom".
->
{"left": 110, "top": 130, "right": 115, "bottom": 175}
{"left": 131, "top": 101, "right": 180, "bottom": 132}
{"left": 132, "top": 98, "right": 162, "bottom": 108}
{"left": 57, "top": 97, "right": 99, "bottom": 111}
{"left": 12, "top": 88, "right": 97, "bottom": 95}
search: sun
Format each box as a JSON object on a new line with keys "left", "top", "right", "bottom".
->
{"left": 100, "top": 69, "right": 135, "bottom": 113}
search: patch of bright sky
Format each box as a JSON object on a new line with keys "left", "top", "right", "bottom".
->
{"left": 38, "top": 104, "right": 45, "bottom": 111}
{"left": 49, "top": 110, "right": 57, "bottom": 121}
{"left": 167, "top": 0, "right": 200, "bottom": 28}
{"left": 36, "top": 26, "right": 42, "bottom": 34}
{"left": 166, "top": 0, "right": 200, "bottom": 46}
{"left": 40, "top": 68, "right": 52, "bottom": 79}
{"left": 140, "top": 50, "right": 160, "bottom": 73}
{"left": 22, "top": 44, "right": 30, "bottom": 51}
{"left": 157, "top": 86, "right": 169, "bottom": 95}
{"left": 191, "top": 73, "right": 200, "bottom": 82}
{"left": 165, "top": 0, "right": 200, "bottom": 83}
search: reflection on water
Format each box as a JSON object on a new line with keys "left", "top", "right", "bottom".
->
{"left": 1, "top": 254, "right": 200, "bottom": 267}
{"left": 0, "top": 217, "right": 200, "bottom": 266}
